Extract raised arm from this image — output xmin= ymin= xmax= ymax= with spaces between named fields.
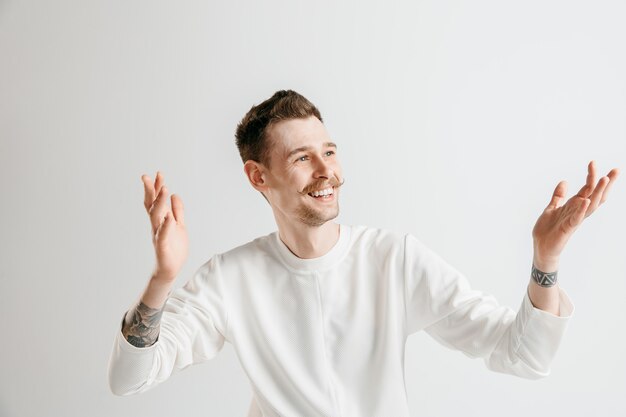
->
xmin=528 ymin=160 xmax=619 ymax=315
xmin=121 ymin=171 xmax=189 ymax=347
xmin=109 ymin=171 xmax=223 ymax=397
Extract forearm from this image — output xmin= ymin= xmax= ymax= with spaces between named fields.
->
xmin=122 ymin=271 xmax=176 ymax=347
xmin=527 ymin=255 xmax=560 ymax=316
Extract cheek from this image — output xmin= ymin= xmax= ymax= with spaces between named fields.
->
xmin=333 ymin=167 xmax=343 ymax=181
xmin=288 ymin=172 xmax=309 ymax=189
xmin=276 ymin=175 xmax=307 ymax=198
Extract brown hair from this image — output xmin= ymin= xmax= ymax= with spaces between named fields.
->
xmin=235 ymin=90 xmax=323 ymax=170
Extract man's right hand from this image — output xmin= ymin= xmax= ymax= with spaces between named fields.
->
xmin=142 ymin=171 xmax=189 ymax=283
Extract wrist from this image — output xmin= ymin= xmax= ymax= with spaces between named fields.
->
xmin=151 ymin=268 xmax=177 ymax=284
xmin=532 ymin=253 xmax=559 ymax=273
xmin=141 ymin=272 xmax=176 ymax=309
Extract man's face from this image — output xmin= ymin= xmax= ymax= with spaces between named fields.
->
xmin=262 ymin=115 xmax=343 ymax=227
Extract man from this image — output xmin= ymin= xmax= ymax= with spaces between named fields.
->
xmin=108 ymin=90 xmax=619 ymax=416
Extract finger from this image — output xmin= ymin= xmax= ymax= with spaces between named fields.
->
xmin=587 ymin=176 xmax=610 ymax=214
xmin=149 ymin=186 xmax=171 ymax=235
xmin=142 ymin=174 xmax=156 ymax=212
xmin=171 ymin=194 xmax=185 ymax=226
xmin=547 ymin=180 xmax=568 ymax=209
xmin=576 ymin=160 xmax=596 ymax=198
xmin=154 ymin=171 xmax=163 ymax=197
xmin=599 ymin=168 xmax=620 ymax=204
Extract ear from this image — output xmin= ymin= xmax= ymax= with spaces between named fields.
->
xmin=243 ymin=160 xmax=269 ymax=193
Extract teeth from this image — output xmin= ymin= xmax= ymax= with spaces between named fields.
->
xmin=309 ymin=187 xmax=333 ymax=197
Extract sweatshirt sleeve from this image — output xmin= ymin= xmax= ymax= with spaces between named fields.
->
xmin=108 ymin=255 xmax=228 ymax=395
xmin=403 ymin=234 xmax=574 ymax=379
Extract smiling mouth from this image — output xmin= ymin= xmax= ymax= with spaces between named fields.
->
xmin=307 ymin=187 xmax=335 ymax=200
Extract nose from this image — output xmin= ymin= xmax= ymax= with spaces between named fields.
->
xmin=313 ymin=155 xmax=334 ymax=179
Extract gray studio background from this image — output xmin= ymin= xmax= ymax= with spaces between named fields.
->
xmin=1 ymin=0 xmax=625 ymax=416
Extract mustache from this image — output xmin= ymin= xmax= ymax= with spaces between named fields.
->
xmin=299 ymin=178 xmax=345 ymax=195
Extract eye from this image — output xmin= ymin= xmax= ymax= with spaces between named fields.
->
xmin=296 ymin=155 xmax=309 ymax=162
xmin=325 ymin=150 xmax=335 ymax=157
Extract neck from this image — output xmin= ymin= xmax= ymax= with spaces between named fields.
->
xmin=276 ymin=220 xmax=340 ymax=259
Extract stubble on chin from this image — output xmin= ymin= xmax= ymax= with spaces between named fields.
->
xmin=295 ymin=199 xmax=340 ymax=227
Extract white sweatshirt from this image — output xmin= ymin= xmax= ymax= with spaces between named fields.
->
xmin=108 ymin=223 xmax=574 ymax=417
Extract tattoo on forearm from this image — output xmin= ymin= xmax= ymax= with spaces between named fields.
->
xmin=122 ymin=301 xmax=165 ymax=348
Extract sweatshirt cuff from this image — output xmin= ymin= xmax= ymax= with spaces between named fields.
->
xmin=513 ymin=287 xmax=574 ymax=374
xmin=524 ymin=286 xmax=575 ymax=319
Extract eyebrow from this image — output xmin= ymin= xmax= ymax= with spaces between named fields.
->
xmin=286 ymin=142 xmax=337 ymax=160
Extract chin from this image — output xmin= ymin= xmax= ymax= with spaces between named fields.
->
xmin=295 ymin=204 xmax=339 ymax=227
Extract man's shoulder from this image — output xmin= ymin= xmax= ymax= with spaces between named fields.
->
xmin=189 ymin=233 xmax=277 ymax=284
xmin=350 ymin=223 xmax=406 ymax=238
xmin=216 ymin=230 xmax=276 ymax=262
xmin=348 ymin=223 xmax=408 ymax=250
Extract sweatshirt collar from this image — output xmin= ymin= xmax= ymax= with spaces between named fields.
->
xmin=272 ymin=223 xmax=351 ymax=272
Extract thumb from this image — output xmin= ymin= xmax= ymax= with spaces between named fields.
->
xmin=547 ymin=180 xmax=568 ymax=209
